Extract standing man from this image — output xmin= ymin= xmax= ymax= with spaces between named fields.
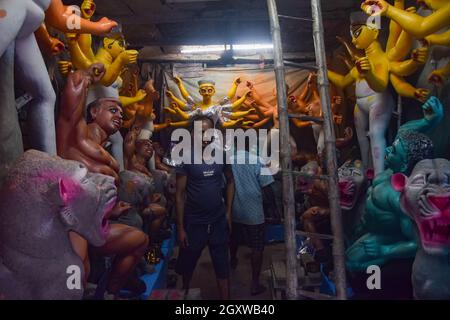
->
xmin=229 ymin=144 xmax=277 ymax=296
xmin=175 ymin=116 xmax=235 ymax=299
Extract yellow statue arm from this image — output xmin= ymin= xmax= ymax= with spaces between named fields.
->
xmin=66 ymin=34 xmax=94 ymax=70
xmin=231 ymin=91 xmax=251 ymax=112
xmin=227 ymin=77 xmax=242 ymax=100
xmin=327 ymin=69 xmax=355 ymax=89
xmin=165 ymin=90 xmax=189 ymax=110
xmin=390 ymin=74 xmax=429 ymax=102
xmin=387 ymin=30 xmax=414 ymax=62
xmin=429 ymin=61 xmax=450 ymax=86
xmin=229 ymin=109 xmax=255 ymax=120
xmin=425 ymin=30 xmax=450 ymax=46
xmin=386 ymin=0 xmax=406 ymax=52
xmin=169 ymin=120 xmax=190 ymax=128
xmin=77 ymin=0 xmax=96 ymax=61
xmin=173 ymin=77 xmax=192 ymax=101
xmin=363 ymin=1 xmax=450 ymax=39
xmin=58 ymin=60 xmax=74 ymax=76
xmin=44 ymin=0 xmax=118 ymax=36
xmin=163 ymin=107 xmax=177 ymax=116
xmin=391 ymin=47 xmax=428 ymax=76
xmin=172 ymin=106 xmax=191 ymax=121
xmin=96 ymin=49 xmax=138 ymax=87
xmin=154 ymin=119 xmax=171 ymax=132
xmin=357 ymin=57 xmax=389 ymax=92
xmin=119 ymin=89 xmax=147 ymax=107
xmin=222 ymin=119 xmax=246 ymax=129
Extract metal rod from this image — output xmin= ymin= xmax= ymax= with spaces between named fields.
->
xmin=310 ymin=0 xmax=347 ymax=300
xmin=267 ymin=0 xmax=298 ymax=300
xmin=284 ymin=60 xmax=318 ymax=71
xmin=278 ymin=14 xmax=313 ymax=22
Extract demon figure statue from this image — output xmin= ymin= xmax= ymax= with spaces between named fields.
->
xmin=394 ymin=158 xmax=450 ymax=299
xmin=0 ymin=150 xmax=117 ymax=299
xmin=346 ymin=96 xmax=443 ymax=272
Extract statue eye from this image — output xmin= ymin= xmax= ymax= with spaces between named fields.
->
xmin=411 ymin=175 xmax=426 ymax=186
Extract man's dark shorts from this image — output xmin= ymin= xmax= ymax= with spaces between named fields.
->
xmin=175 ymin=217 xmax=230 ymax=279
xmin=231 ymin=222 xmax=265 ymax=251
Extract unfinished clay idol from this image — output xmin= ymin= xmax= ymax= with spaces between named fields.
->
xmin=0 ymin=150 xmax=117 ymax=299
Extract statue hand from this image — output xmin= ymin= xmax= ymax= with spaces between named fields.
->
xmin=332 ymin=95 xmax=343 ymax=105
xmin=405 ymin=6 xmax=417 ymax=14
xmin=333 ymin=114 xmax=343 ymax=125
xmin=81 ymin=0 xmax=96 ymax=19
xmin=109 ymin=201 xmax=132 ymax=219
xmin=422 ymin=96 xmax=443 ymax=121
xmin=246 ymin=81 xmax=254 ymax=90
xmin=356 ymin=57 xmax=371 ymax=74
xmin=135 ymin=89 xmax=147 ymax=101
xmin=242 ymin=121 xmax=255 ymax=127
xmin=361 ymin=0 xmax=389 ymax=16
xmin=88 ymin=63 xmax=106 ymax=84
xmin=411 ymin=47 xmax=428 ymax=64
xmin=119 ymin=50 xmax=139 ymax=65
xmin=414 ymin=88 xmax=430 ymax=103
xmin=65 ymin=33 xmax=79 ymax=43
xmin=363 ymin=238 xmax=385 ymax=258
xmin=165 ymin=90 xmax=176 ymax=99
xmin=428 ymin=69 xmax=446 ymax=86
xmin=58 ymin=61 xmax=73 ymax=76
xmin=173 ymin=76 xmax=182 ymax=85
xmin=50 ymin=38 xmax=65 ymax=56
xmin=93 ymin=17 xmax=118 ymax=36
xmin=233 ymin=76 xmax=242 ymax=86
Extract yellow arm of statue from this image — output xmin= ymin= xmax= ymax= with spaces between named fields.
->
xmin=384 ymin=3 xmax=450 ymax=38
xmin=386 ymin=0 xmax=405 ymax=53
xmin=173 ymin=77 xmax=191 ymax=101
xmin=119 ymin=90 xmax=147 ymax=107
xmin=166 ymin=91 xmax=189 ymax=110
xmin=387 ymin=30 xmax=413 ymax=62
xmin=327 ymin=69 xmax=355 ymax=89
xmin=390 ymin=59 xmax=421 ymax=77
xmin=169 ymin=120 xmax=190 ymax=128
xmin=390 ymin=74 xmax=429 ymax=102
xmin=426 ymin=30 xmax=450 ymax=47
xmin=430 ymin=61 xmax=450 ymax=85
xmin=229 ymin=109 xmax=255 ymax=120
xmin=231 ymin=92 xmax=251 ymax=112
xmin=361 ymin=58 xmax=389 ymax=92
xmin=66 ymin=35 xmax=94 ymax=70
xmin=78 ymin=34 xmax=96 ymax=62
xmin=44 ymin=0 xmax=118 ymax=36
xmin=96 ymin=51 xmax=137 ymax=87
xmin=173 ymin=106 xmax=190 ymax=121
xmin=227 ymin=77 xmax=242 ymax=100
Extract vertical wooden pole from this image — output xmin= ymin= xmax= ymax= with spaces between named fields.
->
xmin=310 ymin=0 xmax=347 ymax=300
xmin=266 ymin=0 xmax=298 ymax=300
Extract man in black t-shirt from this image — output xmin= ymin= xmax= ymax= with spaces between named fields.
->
xmin=175 ymin=116 xmax=235 ymax=300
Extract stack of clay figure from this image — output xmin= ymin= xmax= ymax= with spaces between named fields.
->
xmin=0 ymin=0 xmax=449 ymax=300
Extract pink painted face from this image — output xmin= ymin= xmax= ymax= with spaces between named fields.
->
xmin=396 ymin=159 xmax=450 ymax=254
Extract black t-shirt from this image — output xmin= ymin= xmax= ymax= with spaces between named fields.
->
xmin=176 ymin=161 xmax=227 ymax=224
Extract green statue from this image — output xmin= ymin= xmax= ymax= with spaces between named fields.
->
xmin=346 ymin=96 xmax=443 ymax=272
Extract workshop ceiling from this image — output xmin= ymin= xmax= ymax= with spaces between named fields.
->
xmin=62 ymin=0 xmax=386 ymax=55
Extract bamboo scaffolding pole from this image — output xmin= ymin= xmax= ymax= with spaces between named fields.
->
xmin=310 ymin=0 xmax=347 ymax=300
xmin=266 ymin=0 xmax=298 ymax=300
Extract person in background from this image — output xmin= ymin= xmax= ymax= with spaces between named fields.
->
xmin=229 ymin=141 xmax=276 ymax=296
